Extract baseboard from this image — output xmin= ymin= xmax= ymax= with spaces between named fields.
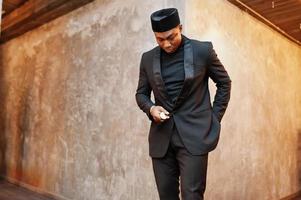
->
xmin=280 ymin=190 xmax=301 ymax=200
xmin=0 ymin=175 xmax=70 ymax=200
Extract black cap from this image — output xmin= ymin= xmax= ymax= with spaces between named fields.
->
xmin=150 ymin=8 xmax=180 ymax=32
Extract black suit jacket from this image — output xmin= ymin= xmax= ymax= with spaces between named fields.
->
xmin=135 ymin=35 xmax=231 ymax=158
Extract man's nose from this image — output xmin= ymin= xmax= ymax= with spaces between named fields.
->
xmin=163 ymin=41 xmax=171 ymax=48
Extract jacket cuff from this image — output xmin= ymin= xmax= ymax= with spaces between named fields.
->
xmin=145 ymin=103 xmax=155 ymax=122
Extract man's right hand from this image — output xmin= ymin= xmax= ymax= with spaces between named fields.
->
xmin=150 ymin=106 xmax=170 ymax=123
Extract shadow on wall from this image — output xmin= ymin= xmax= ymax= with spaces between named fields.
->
xmin=298 ymin=129 xmax=301 ymax=191
xmin=289 ymin=128 xmax=301 ymax=199
xmin=0 ymin=47 xmax=7 ymax=177
xmin=0 ymin=47 xmax=29 ymax=180
xmin=0 ymin=45 xmax=34 ymax=180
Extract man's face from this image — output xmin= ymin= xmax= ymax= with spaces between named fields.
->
xmin=154 ymin=25 xmax=182 ymax=54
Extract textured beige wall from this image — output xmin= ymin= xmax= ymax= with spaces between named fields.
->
xmin=185 ymin=1 xmax=301 ymax=200
xmin=0 ymin=0 xmax=184 ymax=199
xmin=0 ymin=0 xmax=301 ymax=200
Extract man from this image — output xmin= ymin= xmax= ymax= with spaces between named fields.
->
xmin=135 ymin=8 xmax=231 ymax=200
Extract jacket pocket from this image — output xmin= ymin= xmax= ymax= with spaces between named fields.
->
xmin=194 ymin=106 xmax=211 ymax=113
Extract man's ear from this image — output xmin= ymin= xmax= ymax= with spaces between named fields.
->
xmin=179 ymin=24 xmax=183 ymax=32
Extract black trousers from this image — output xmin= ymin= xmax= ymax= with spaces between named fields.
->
xmin=151 ymin=123 xmax=208 ymax=200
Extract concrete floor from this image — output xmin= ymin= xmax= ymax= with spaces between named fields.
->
xmin=0 ymin=180 xmax=55 ymax=200
xmin=0 ymin=178 xmax=300 ymax=200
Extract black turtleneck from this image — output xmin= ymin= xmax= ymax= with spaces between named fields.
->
xmin=160 ymin=36 xmax=185 ymax=104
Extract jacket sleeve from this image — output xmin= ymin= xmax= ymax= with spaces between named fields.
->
xmin=135 ymin=53 xmax=155 ymax=121
xmin=207 ymin=42 xmax=232 ymax=122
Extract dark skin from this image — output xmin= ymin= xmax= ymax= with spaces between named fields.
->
xmin=150 ymin=24 xmax=183 ymax=123
xmin=155 ymin=24 xmax=183 ymax=53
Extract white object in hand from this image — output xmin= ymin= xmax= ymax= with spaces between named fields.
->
xmin=159 ymin=112 xmax=168 ymax=120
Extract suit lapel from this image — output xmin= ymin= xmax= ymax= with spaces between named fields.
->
xmin=173 ymin=36 xmax=194 ymax=109
xmin=152 ymin=46 xmax=173 ymax=106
